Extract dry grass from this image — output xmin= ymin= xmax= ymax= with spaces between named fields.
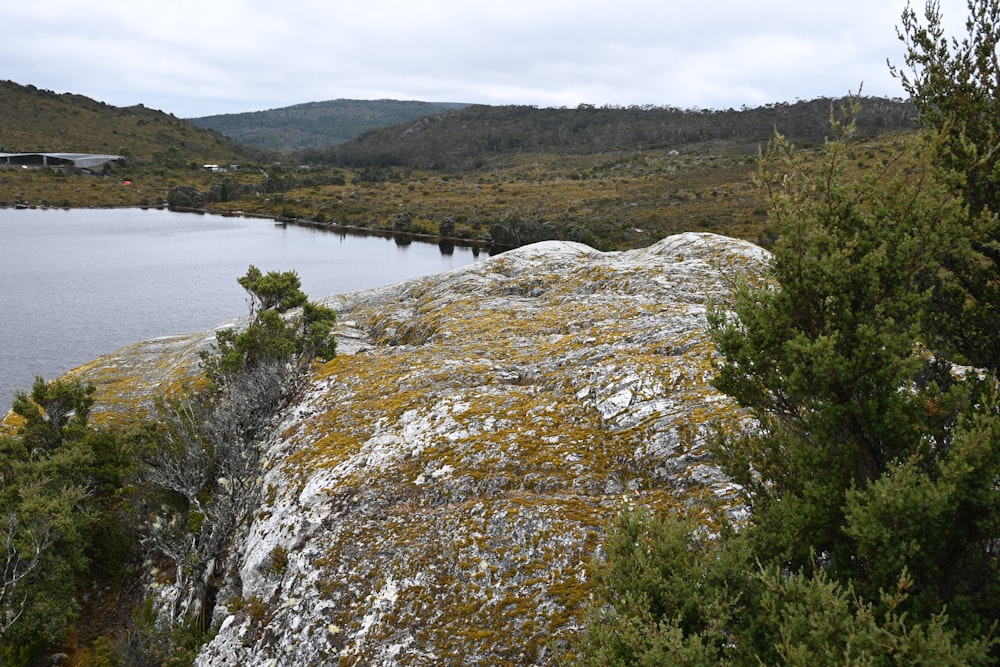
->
xmin=4 ymin=129 xmax=920 ymax=252
xmin=207 ymin=149 xmax=767 ymax=250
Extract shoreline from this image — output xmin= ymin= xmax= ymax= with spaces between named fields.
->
xmin=1 ymin=203 xmax=507 ymax=254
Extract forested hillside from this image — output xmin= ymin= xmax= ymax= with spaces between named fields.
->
xmin=311 ymin=97 xmax=917 ymax=170
xmin=0 ymin=78 xmax=920 ymax=252
xmin=188 ymin=99 xmax=469 ymax=152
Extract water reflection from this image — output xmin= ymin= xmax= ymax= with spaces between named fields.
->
xmin=0 ymin=208 xmax=488 ymax=406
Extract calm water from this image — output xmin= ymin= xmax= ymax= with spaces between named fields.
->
xmin=0 ymin=208 xmax=486 ymax=407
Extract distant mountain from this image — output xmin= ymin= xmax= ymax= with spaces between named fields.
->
xmin=188 ymin=99 xmax=470 ymax=153
xmin=0 ymin=80 xmax=256 ymax=164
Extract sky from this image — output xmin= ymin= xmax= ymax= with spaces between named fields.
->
xmin=0 ymin=0 xmax=972 ymax=119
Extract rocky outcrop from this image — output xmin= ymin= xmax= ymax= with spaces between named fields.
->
xmin=68 ymin=232 xmax=768 ymax=665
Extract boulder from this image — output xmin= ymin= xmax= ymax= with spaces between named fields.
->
xmin=70 ymin=232 xmax=768 ymax=665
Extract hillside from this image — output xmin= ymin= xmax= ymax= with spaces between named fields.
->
xmin=206 ymin=105 xmax=920 ymax=251
xmin=0 ymin=80 xmax=256 ymax=163
xmin=188 ymin=99 xmax=470 ymax=153
xmin=0 ymin=80 xmax=921 ymax=253
xmin=312 ymin=97 xmax=917 ymax=170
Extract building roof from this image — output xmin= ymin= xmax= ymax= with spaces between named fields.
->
xmin=0 ymin=152 xmax=123 ymax=169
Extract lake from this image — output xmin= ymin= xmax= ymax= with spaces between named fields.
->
xmin=0 ymin=208 xmax=487 ymax=408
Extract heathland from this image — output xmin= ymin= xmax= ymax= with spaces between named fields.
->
xmin=1 ymin=78 xmax=917 ymax=251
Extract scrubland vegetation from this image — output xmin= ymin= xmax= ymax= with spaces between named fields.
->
xmin=572 ymin=0 xmax=1000 ymax=663
xmin=1 ymin=0 xmax=999 ymax=663
xmin=0 ymin=268 xmax=333 ymax=665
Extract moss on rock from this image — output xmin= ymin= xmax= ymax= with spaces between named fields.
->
xmin=62 ymin=232 xmax=768 ymax=666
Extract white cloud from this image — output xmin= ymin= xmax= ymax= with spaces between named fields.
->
xmin=0 ymin=0 xmax=972 ymax=117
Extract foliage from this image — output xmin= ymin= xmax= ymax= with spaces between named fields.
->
xmin=754 ymin=564 xmax=994 ymax=666
xmin=18 ymin=266 xmax=336 ymax=663
xmin=720 ymin=47 xmax=996 ymax=586
xmin=578 ymin=3 xmax=1000 ymax=655
xmin=10 ymin=376 xmax=95 ymax=451
xmin=0 ymin=267 xmax=335 ymax=662
xmin=890 ymin=0 xmax=1000 ymax=370
xmin=891 ymin=0 xmax=1000 ymax=217
xmin=573 ymin=508 xmax=994 ymax=666
xmin=573 ymin=508 xmax=743 ymax=666
xmin=237 ymin=264 xmax=308 ymax=315
xmin=0 ymin=377 xmax=137 ymax=666
xmin=841 ymin=399 xmax=1000 ymax=625
xmin=707 ymin=105 xmax=985 ymax=526
xmin=706 ymin=106 xmax=1000 ymax=655
xmin=189 ymin=98 xmax=922 ymax=252
xmin=202 ymin=265 xmax=336 ymax=381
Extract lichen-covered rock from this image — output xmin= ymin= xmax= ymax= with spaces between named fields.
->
xmin=68 ymin=232 xmax=768 ymax=666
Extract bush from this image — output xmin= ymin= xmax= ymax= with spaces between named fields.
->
xmin=578 ymin=31 xmax=1000 ymax=657
xmin=133 ymin=266 xmax=337 ymax=653
xmin=201 ymin=265 xmax=336 ymax=383
xmin=0 ymin=377 xmax=137 ymax=665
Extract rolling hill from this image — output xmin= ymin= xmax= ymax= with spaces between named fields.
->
xmin=188 ymin=99 xmax=470 ymax=153
xmin=0 ymin=80 xmax=256 ymax=164
xmin=313 ymin=97 xmax=918 ymax=170
xmin=1 ymin=79 xmax=923 ymax=252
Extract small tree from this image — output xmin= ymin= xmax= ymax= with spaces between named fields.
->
xmin=709 ymin=106 xmax=970 ymax=490
xmin=890 ymin=0 xmax=1000 ymax=369
xmin=202 ymin=265 xmax=336 ymax=382
xmin=0 ymin=475 xmax=90 ymax=665
xmin=706 ymin=104 xmax=1000 ymax=645
xmin=11 ymin=376 xmax=95 ymax=452
xmin=0 ymin=377 xmax=136 ymax=666
xmin=138 ymin=266 xmax=337 ymax=641
xmin=891 ymin=0 xmax=1000 ymax=217
xmin=236 ymin=264 xmax=308 ymax=317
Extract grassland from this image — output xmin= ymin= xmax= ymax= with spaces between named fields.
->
xmin=1 ymin=79 xmax=920 ymax=251
xmin=2 ymin=132 xmax=918 ymax=251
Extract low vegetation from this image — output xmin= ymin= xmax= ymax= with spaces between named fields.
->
xmin=0 ymin=267 xmax=333 ymax=665
xmin=573 ymin=0 xmax=1000 ymax=663
xmin=2 ymin=0 xmax=998 ymax=663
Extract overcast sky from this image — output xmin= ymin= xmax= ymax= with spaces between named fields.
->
xmin=0 ymin=0 xmax=971 ymax=119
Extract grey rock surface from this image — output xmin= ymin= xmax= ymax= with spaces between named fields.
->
xmin=70 ymin=232 xmax=768 ymax=666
